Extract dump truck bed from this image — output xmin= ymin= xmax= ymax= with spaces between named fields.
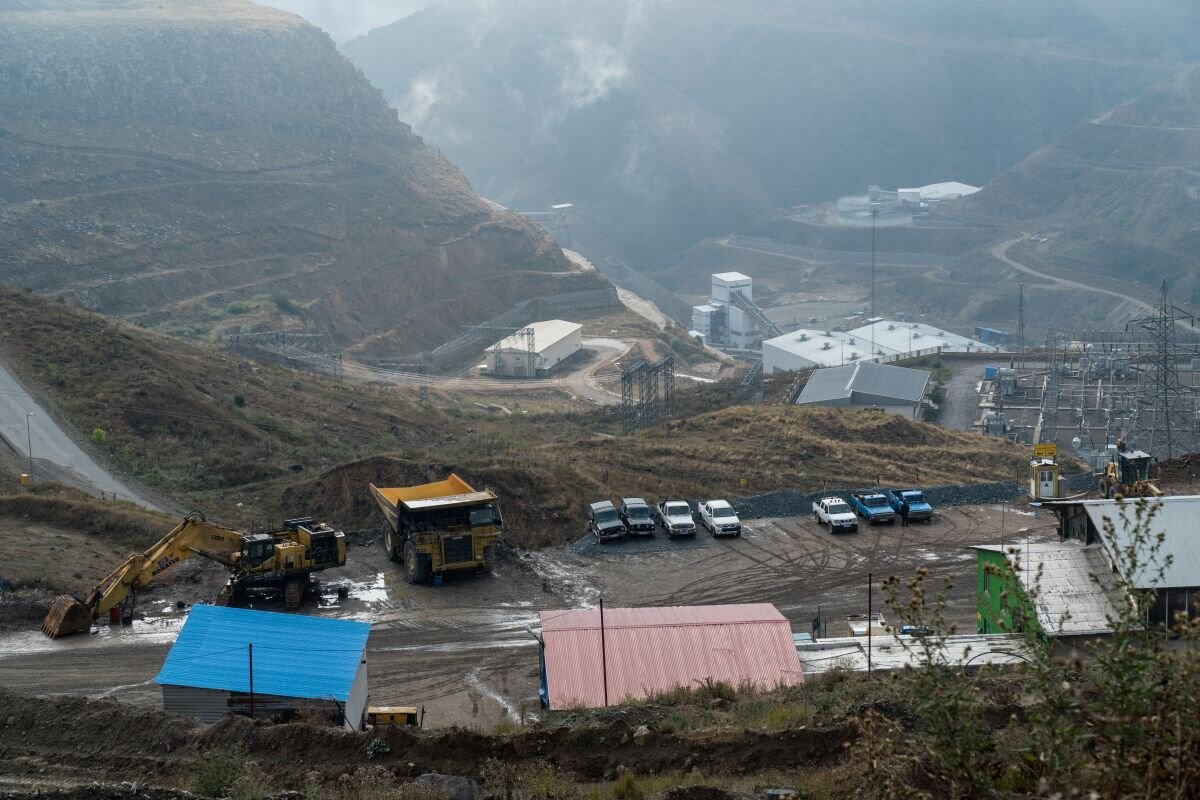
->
xmin=370 ymin=474 xmax=496 ymax=512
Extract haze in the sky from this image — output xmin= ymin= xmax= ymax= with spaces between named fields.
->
xmin=256 ymin=0 xmax=432 ymax=42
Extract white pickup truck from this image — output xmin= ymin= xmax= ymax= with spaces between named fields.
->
xmin=813 ymin=497 xmax=859 ymax=533
xmin=699 ymin=499 xmax=742 ymax=537
xmin=656 ymin=499 xmax=697 ymax=537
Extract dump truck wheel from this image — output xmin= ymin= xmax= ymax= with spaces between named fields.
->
xmin=404 ymin=541 xmax=430 ymax=584
xmin=481 ymin=544 xmax=497 ymax=573
xmin=384 ymin=528 xmax=401 ymax=562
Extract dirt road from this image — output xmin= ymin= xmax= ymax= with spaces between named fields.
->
xmin=990 ymin=235 xmax=1161 ymax=321
xmin=0 ymin=357 xmax=157 ymax=508
xmin=0 ymin=503 xmax=1053 ymax=729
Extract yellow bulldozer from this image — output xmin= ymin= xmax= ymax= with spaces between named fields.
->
xmin=1097 ymin=445 xmax=1164 ymax=499
xmin=41 ymin=512 xmax=346 ymax=638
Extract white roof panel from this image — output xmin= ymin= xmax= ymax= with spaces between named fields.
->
xmin=493 ymin=319 xmax=582 ymax=354
xmin=975 ymin=543 xmax=1124 ymax=635
xmin=847 ymin=321 xmax=993 ymax=354
xmin=712 ymin=271 xmax=752 ymax=283
xmin=796 ymin=633 xmax=1033 ymax=675
xmin=918 ymin=181 xmax=981 ymax=200
xmin=1080 ymin=496 xmax=1200 ymax=589
xmin=763 ymin=329 xmax=899 ymax=368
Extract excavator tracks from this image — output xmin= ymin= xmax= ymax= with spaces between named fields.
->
xmin=284 ymin=577 xmax=304 ymax=610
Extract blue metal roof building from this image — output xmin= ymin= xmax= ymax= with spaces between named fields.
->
xmin=155 ymin=605 xmax=371 ymax=730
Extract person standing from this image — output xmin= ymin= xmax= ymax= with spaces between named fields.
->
xmin=900 ymin=500 xmax=910 ymax=528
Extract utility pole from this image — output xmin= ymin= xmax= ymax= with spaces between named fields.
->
xmin=870 ymin=203 xmax=879 ymax=360
xmin=1018 ymin=283 xmax=1026 ymax=370
xmin=25 ymin=411 xmax=35 ymax=479
xmin=867 ymin=572 xmax=873 ymax=679
xmin=248 ymin=642 xmax=255 ymax=719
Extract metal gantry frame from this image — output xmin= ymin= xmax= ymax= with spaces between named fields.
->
xmin=1127 ymin=281 xmax=1198 ymax=458
xmin=460 ymin=324 xmax=536 ymax=377
xmin=1031 ymin=292 xmax=1200 ymax=456
xmin=620 ymin=355 xmax=676 ymax=434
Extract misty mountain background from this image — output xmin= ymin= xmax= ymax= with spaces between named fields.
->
xmin=330 ymin=0 xmax=1200 ymax=266
xmin=258 ymin=0 xmax=432 ymax=42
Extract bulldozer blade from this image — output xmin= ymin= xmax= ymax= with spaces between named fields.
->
xmin=41 ymin=595 xmax=93 ymax=638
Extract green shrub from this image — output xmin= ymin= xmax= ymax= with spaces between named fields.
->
xmin=91 ymin=427 xmax=107 ymax=445
xmin=611 ymin=772 xmax=643 ymax=800
xmin=366 ymin=737 xmax=392 ymax=760
xmin=190 ymin=748 xmax=248 ymax=797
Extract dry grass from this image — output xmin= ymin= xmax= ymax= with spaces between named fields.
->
xmin=303 ymin=405 xmax=1030 ymax=547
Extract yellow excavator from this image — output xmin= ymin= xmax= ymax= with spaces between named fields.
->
xmin=41 ymin=512 xmax=346 ymax=638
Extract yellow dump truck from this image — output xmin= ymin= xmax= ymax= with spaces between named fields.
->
xmin=369 ymin=474 xmax=503 ymax=584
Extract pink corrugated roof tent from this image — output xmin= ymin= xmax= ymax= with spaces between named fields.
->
xmin=538 ymin=603 xmax=804 ymax=709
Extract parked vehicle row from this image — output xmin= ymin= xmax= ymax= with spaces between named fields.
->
xmin=816 ymin=488 xmax=935 ymax=533
xmin=587 ymin=497 xmax=741 ymax=542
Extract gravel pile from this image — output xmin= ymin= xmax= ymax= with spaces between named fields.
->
xmin=731 ymin=481 xmax=1028 ymax=521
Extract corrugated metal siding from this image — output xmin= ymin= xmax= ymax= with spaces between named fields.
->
xmin=1083 ymin=498 xmax=1200 ymax=588
xmin=344 ymin=660 xmax=368 ymax=731
xmin=540 ymin=604 xmax=803 ymax=709
xmin=155 ymin=605 xmax=370 ymax=701
xmin=163 ymin=685 xmax=229 ymax=724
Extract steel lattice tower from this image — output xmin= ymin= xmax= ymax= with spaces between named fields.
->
xmin=1127 ymin=281 xmax=1196 ymax=458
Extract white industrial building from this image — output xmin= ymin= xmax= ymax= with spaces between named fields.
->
xmin=691 ymin=272 xmax=777 ymax=351
xmin=762 ymin=320 xmax=995 ymax=374
xmin=761 ymin=329 xmax=868 ymax=372
xmin=489 ymin=319 xmax=583 ymax=377
xmin=847 ymin=320 xmax=994 ymax=356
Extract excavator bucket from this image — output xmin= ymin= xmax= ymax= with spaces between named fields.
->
xmin=41 ymin=595 xmax=93 ymax=638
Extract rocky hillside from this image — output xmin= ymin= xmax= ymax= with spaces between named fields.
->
xmin=958 ymin=63 xmax=1200 ymax=304
xmin=0 ymin=0 xmax=603 ymax=351
xmin=342 ymin=0 xmax=1197 ymax=264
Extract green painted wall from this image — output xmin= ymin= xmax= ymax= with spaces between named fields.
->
xmin=976 ymin=549 xmax=1038 ymax=635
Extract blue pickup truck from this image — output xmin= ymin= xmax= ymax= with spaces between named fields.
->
xmin=850 ymin=492 xmax=896 ymax=525
xmin=884 ymin=488 xmax=934 ymax=522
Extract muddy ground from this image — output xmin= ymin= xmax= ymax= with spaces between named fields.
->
xmin=0 ymin=503 xmax=1056 ymax=735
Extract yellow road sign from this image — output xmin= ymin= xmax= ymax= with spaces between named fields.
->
xmin=1033 ymin=443 xmax=1057 ymax=459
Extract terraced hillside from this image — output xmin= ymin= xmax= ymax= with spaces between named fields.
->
xmin=343 ymin=0 xmax=1196 ymax=263
xmin=0 ymin=285 xmax=1028 ymax=546
xmin=0 ymin=0 xmax=602 ymax=350
xmin=958 ymin=63 xmax=1200 ymax=306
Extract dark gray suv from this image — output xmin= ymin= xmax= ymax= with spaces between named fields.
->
xmin=588 ymin=500 xmax=626 ymax=543
xmin=618 ymin=498 xmax=655 ymax=536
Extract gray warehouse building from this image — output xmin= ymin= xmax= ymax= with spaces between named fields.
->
xmin=796 ymin=362 xmax=930 ymax=418
xmin=155 ymin=605 xmax=371 ymax=730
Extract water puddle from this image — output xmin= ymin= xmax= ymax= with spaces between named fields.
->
xmin=0 ymin=612 xmax=186 ymax=658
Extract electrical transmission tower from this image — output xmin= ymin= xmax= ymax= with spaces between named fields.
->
xmin=461 ymin=324 xmax=536 ymax=377
xmin=620 ymin=355 xmax=676 ymax=434
xmin=1127 ymin=280 xmax=1197 ymax=458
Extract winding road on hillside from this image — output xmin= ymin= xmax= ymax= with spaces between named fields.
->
xmin=0 ymin=357 xmax=158 ymax=509
xmin=990 ymin=234 xmax=1162 ymax=320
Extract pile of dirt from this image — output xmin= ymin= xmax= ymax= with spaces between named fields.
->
xmin=1152 ymin=453 xmax=1200 ymax=491
xmin=0 ymin=788 xmax=200 ymax=800
xmin=0 ymin=689 xmax=854 ymax=792
xmin=294 ymin=406 xmax=1033 ymax=548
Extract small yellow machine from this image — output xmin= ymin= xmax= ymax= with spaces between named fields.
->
xmin=41 ymin=512 xmax=346 ymax=638
xmin=1098 ymin=444 xmax=1163 ymax=499
xmin=369 ymin=474 xmax=503 ymax=584
xmin=366 ymin=706 xmax=422 ymax=728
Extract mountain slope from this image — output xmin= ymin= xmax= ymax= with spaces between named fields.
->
xmin=958 ymin=63 xmax=1200 ymax=303
xmin=342 ymin=0 xmax=1196 ymax=263
xmin=0 ymin=0 xmax=603 ymax=351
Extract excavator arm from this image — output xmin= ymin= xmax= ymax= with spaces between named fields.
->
xmin=42 ymin=512 xmax=249 ymax=638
